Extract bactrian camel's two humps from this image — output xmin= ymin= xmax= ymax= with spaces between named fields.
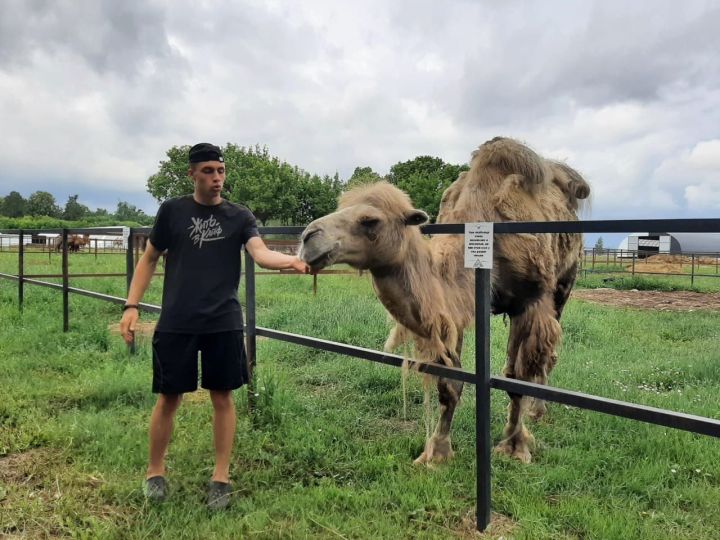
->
xmin=299 ymin=137 xmax=590 ymax=464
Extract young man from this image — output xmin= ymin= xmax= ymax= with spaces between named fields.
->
xmin=119 ymin=143 xmax=308 ymax=509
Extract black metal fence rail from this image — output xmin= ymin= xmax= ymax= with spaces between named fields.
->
xmin=2 ymin=219 xmax=720 ymax=532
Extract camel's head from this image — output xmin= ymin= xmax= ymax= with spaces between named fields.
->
xmin=299 ymin=181 xmax=428 ymax=272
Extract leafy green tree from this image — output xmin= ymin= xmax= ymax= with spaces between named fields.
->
xmin=147 ymin=143 xmax=340 ymax=225
xmin=346 ymin=166 xmax=381 ymax=189
xmin=1 ymin=191 xmax=28 ymax=217
xmin=146 ymin=145 xmax=195 ymax=201
xmin=27 ymin=191 xmax=61 ymax=218
xmin=594 ymin=237 xmax=604 ymax=251
xmin=62 ymin=194 xmax=90 ymax=221
xmin=290 ymin=173 xmax=342 ymax=225
xmin=387 ymin=157 xmax=468 ymax=221
xmin=114 ymin=201 xmax=151 ymax=224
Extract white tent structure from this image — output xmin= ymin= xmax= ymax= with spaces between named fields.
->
xmin=617 ymin=233 xmax=720 ymax=255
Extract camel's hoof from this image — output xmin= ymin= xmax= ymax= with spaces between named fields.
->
xmin=494 ymin=442 xmax=532 ymax=463
xmin=413 ymin=437 xmax=454 ymax=465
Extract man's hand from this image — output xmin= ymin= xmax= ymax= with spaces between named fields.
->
xmin=290 ymin=256 xmax=312 ymax=274
xmin=119 ymin=307 xmax=139 ymax=345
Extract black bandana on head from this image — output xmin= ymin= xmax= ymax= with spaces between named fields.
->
xmin=188 ymin=143 xmax=224 ymax=163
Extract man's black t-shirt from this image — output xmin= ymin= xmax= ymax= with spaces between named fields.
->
xmin=149 ymin=195 xmax=259 ymax=333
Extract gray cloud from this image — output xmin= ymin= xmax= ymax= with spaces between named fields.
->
xmin=0 ymin=0 xmax=180 ymax=78
xmin=455 ymin=2 xmax=720 ymax=124
xmin=0 ymin=0 xmax=718 ymax=235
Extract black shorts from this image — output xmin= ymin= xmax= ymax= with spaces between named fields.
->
xmin=151 ymin=330 xmax=249 ymax=394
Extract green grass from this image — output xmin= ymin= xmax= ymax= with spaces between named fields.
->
xmin=1 ymin=251 xmax=720 ymax=538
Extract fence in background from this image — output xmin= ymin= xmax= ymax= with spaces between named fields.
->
xmin=580 ymin=248 xmax=720 ymax=286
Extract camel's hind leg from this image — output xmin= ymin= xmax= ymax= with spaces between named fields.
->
xmin=496 ymin=297 xmax=561 ymax=463
xmin=414 ymin=336 xmax=464 ymax=465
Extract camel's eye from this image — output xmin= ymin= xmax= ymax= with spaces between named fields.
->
xmin=359 ymin=217 xmax=380 ymax=228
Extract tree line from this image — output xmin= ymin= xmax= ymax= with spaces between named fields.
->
xmin=1 ymin=144 xmax=469 ymax=230
xmin=147 ymin=144 xmax=469 ymax=225
xmin=0 ymin=191 xmax=153 ymax=228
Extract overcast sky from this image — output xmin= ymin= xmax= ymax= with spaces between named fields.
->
xmin=1 ymin=0 xmax=718 ymax=246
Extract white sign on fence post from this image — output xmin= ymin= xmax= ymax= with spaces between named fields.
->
xmin=122 ymin=226 xmax=130 ymax=250
xmin=464 ymin=223 xmax=494 ymax=269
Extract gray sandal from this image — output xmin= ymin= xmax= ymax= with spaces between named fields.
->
xmin=144 ymin=476 xmax=168 ymax=502
xmin=207 ymin=480 xmax=231 ymax=510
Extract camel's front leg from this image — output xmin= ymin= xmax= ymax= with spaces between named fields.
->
xmin=527 ymin=350 xmax=557 ymax=421
xmin=415 ymin=337 xmax=464 ymax=465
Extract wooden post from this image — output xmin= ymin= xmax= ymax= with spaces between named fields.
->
xmin=313 ymin=273 xmax=317 ymax=296
xmin=126 ymin=229 xmax=135 ymax=294
xmin=691 ymin=254 xmax=695 ymax=286
xmin=631 ymin=251 xmax=636 ymax=277
xmin=245 ymin=249 xmax=257 ymax=413
xmin=592 ymin=248 xmax=596 ymax=270
xmin=18 ymin=230 xmax=24 ymax=312
xmin=62 ymin=229 xmax=69 ymax=332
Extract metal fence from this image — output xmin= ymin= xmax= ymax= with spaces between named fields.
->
xmin=581 ymin=247 xmax=720 ymax=286
xmin=2 ymin=219 xmax=720 ymax=532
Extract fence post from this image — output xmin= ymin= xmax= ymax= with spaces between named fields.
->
xmin=592 ymin=248 xmax=596 ymax=270
xmin=632 ymin=251 xmax=636 ymax=277
xmin=62 ymin=229 xmax=69 ymax=332
xmin=126 ymin=229 xmax=135 ymax=294
xmin=475 ymin=268 xmax=492 ymax=531
xmin=18 ymin=230 xmax=24 ymax=312
xmin=691 ymin=254 xmax=695 ymax=286
xmin=245 ymin=249 xmax=257 ymax=414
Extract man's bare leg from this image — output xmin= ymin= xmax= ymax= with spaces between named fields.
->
xmin=209 ymin=390 xmax=235 ymax=483
xmin=146 ymin=393 xmax=183 ymax=479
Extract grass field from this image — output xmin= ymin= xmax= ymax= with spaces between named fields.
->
xmin=1 ymin=250 xmax=720 ymax=539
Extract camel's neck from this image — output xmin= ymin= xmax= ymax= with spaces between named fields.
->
xmin=369 ymin=234 xmax=436 ymax=336
xmin=370 ymin=264 xmax=423 ymax=335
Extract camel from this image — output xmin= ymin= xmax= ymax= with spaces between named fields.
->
xmin=299 ymin=137 xmax=590 ymax=464
xmin=55 ymin=234 xmax=90 ymax=253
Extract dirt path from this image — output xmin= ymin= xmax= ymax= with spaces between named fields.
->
xmin=572 ymin=288 xmax=720 ymax=311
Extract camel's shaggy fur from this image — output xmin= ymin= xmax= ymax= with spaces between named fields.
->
xmin=299 ymin=137 xmax=590 ymax=464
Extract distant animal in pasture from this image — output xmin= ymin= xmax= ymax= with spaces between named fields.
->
xmin=56 ymin=234 xmax=90 ymax=253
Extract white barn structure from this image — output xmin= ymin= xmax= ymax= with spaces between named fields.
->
xmin=618 ymin=233 xmax=720 ymax=255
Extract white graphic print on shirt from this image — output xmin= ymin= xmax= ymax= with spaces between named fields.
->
xmin=187 ymin=214 xmax=225 ymax=248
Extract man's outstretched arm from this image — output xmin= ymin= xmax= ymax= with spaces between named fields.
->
xmin=245 ymin=237 xmax=310 ymax=273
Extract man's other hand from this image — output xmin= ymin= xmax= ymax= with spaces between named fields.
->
xmin=119 ymin=308 xmax=139 ymax=345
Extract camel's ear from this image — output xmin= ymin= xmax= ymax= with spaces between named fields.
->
xmin=404 ymin=209 xmax=428 ymax=226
